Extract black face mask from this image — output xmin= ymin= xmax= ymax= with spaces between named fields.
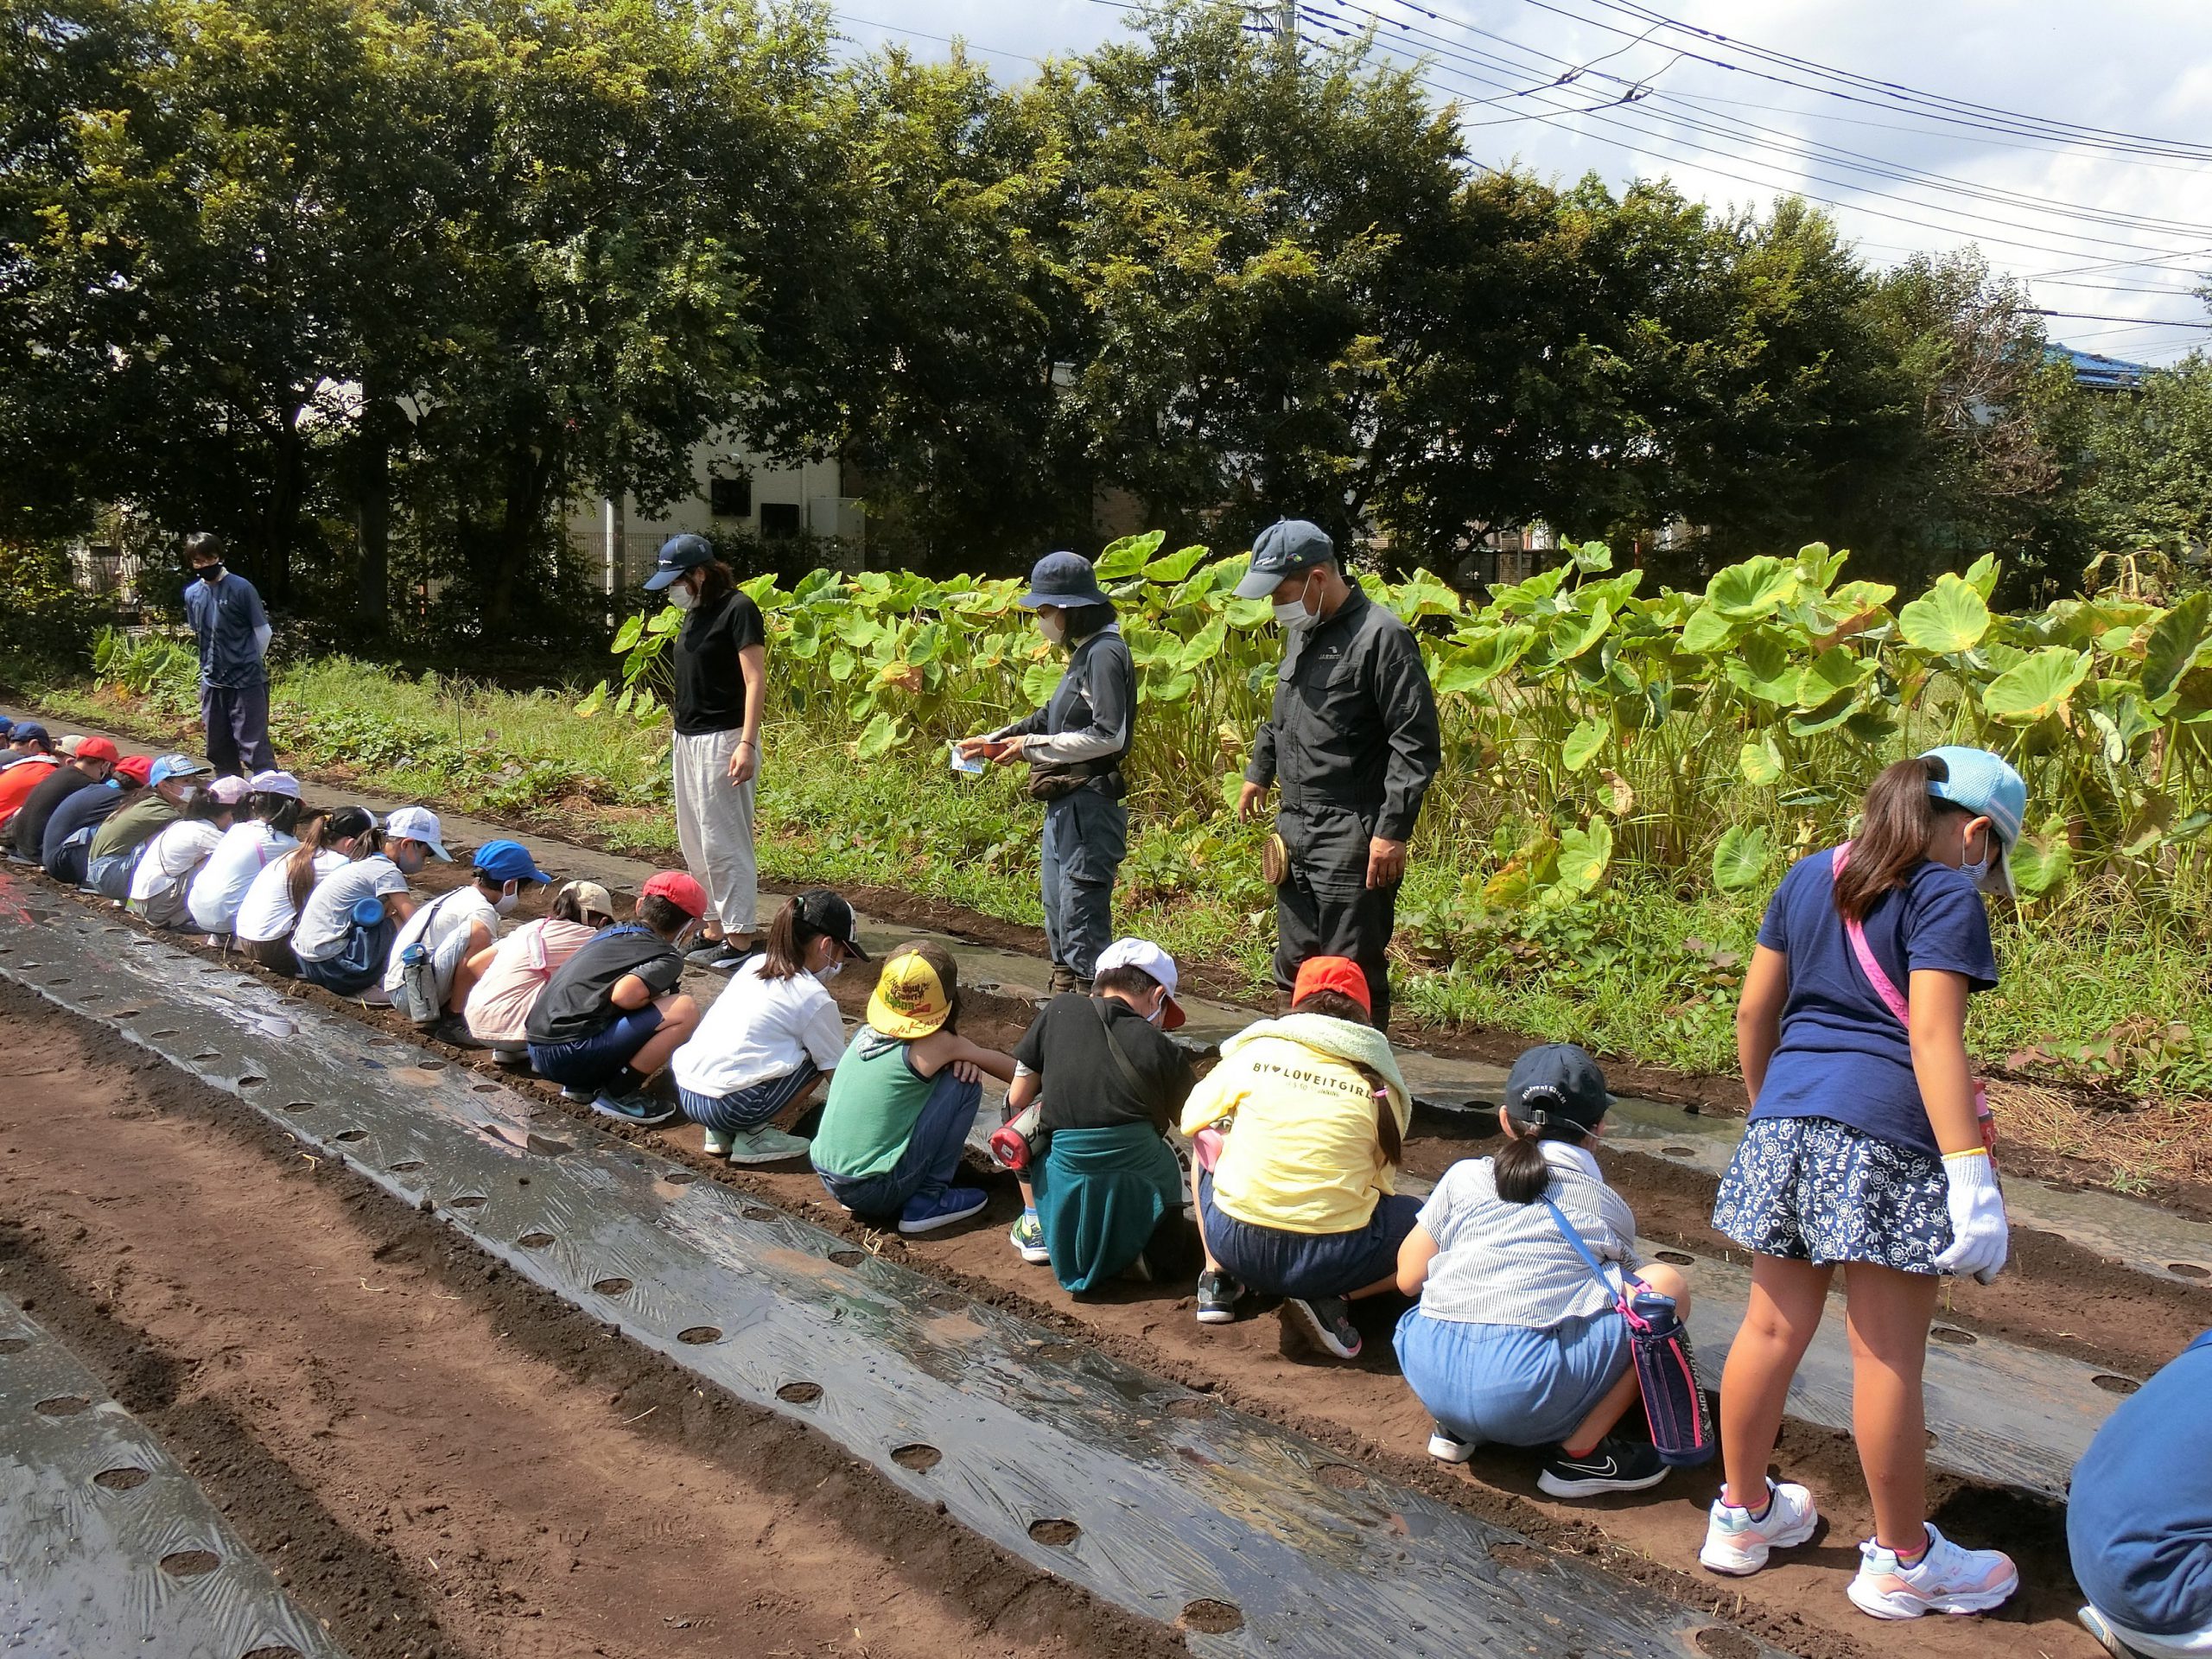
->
xmin=196 ymin=563 xmax=224 ymax=583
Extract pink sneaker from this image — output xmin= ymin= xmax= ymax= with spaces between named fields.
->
xmin=1847 ymin=1524 xmax=2018 ymax=1618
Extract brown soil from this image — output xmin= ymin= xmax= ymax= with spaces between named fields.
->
xmin=0 ymin=986 xmax=1188 ymax=1659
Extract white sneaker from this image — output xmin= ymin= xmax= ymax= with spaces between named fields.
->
xmin=1427 ymin=1421 xmax=1478 ymax=1463
xmin=1700 ymin=1479 xmax=1819 ymax=1575
xmin=1847 ymin=1525 xmax=2018 ymax=1619
xmin=702 ymin=1129 xmax=734 ymax=1157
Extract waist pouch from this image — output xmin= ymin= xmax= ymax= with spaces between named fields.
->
xmin=1027 ymin=764 xmax=1124 ymax=803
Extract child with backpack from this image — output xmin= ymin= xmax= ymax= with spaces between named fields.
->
xmin=1395 ymin=1043 xmax=1693 ymax=1498
xmin=1703 ymin=747 xmax=2022 ymax=1620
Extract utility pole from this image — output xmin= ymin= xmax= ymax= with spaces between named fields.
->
xmin=1274 ymin=0 xmax=1296 ymax=51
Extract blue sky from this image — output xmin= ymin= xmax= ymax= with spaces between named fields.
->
xmin=831 ymin=0 xmax=2212 ymax=365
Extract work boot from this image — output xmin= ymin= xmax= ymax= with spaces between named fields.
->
xmin=1047 ymin=963 xmax=1081 ymax=995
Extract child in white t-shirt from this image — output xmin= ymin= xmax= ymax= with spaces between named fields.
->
xmin=188 ymin=770 xmax=305 ymax=938
xmin=382 ymin=838 xmax=548 ymax=1042
xmin=129 ymin=777 xmax=245 ymax=928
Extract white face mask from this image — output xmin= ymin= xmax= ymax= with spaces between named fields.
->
xmin=1960 ymin=823 xmax=1999 ymax=892
xmin=814 ymin=957 xmax=844 ymax=985
xmin=1145 ymin=991 xmax=1166 ymax=1027
xmin=1272 ymin=572 xmax=1319 ymax=634
xmin=1037 ymin=610 xmax=1066 ymax=646
xmin=495 ymin=881 xmax=520 ymax=915
xmin=667 ymin=582 xmax=698 ymax=610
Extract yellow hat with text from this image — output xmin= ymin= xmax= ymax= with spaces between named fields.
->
xmin=867 ymin=947 xmax=951 ymax=1039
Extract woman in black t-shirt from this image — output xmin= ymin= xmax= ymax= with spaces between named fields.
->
xmin=644 ymin=535 xmax=767 ymax=971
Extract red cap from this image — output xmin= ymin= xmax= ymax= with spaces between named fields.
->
xmin=640 ymin=870 xmax=709 ymax=919
xmin=1292 ymin=955 xmax=1370 ymax=1018
xmin=76 ymin=736 xmax=119 ymax=763
xmin=112 ymin=754 xmax=152 ymax=785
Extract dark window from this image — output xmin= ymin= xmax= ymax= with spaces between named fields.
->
xmin=708 ymin=475 xmax=752 ymax=518
xmin=759 ymin=502 xmax=801 ymax=537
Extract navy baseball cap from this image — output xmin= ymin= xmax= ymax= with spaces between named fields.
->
xmin=11 ymin=721 xmax=50 ymax=747
xmin=1018 ymin=550 xmax=1110 ymax=610
xmin=473 ymin=838 xmax=551 ymax=885
xmin=644 ymin=533 xmax=715 ymax=592
xmin=1503 ymin=1043 xmax=1612 ymax=1135
xmin=0 ymin=716 xmax=13 ymax=738
xmin=1233 ymin=518 xmax=1337 ymax=598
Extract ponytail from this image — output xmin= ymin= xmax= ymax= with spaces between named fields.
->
xmin=251 ymin=791 xmax=302 ymax=836
xmin=282 ymin=814 xmax=331 ymax=911
xmin=759 ymin=895 xmax=812 ymax=981
xmin=1834 ymin=756 xmax=1969 ymax=923
xmin=1493 ymin=1123 xmax=1587 ymax=1205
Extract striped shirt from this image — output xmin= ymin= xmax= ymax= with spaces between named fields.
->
xmin=1414 ymin=1141 xmax=1642 ymax=1330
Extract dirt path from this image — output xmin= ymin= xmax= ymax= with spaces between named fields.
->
xmin=0 ymin=992 xmax=1186 ymax=1659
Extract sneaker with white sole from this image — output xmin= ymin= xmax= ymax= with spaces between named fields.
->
xmin=591 ymin=1090 xmax=680 ymax=1128
xmin=1700 ymin=1478 xmax=1820 ymax=1575
xmin=1428 ymin=1421 xmax=1478 ymax=1464
xmin=1847 ymin=1525 xmax=2018 ymax=1619
xmin=1195 ymin=1269 xmax=1243 ymax=1325
xmin=2078 ymin=1605 xmax=2158 ymax=1659
xmin=724 ymin=1124 xmax=810 ymax=1166
xmin=1008 ymin=1211 xmax=1051 ymax=1263
xmin=899 ymin=1186 xmax=988 ymax=1235
xmin=702 ymin=1128 xmax=734 ymax=1157
xmin=1280 ymin=1294 xmax=1362 ymax=1360
xmin=1539 ymin=1436 xmax=1669 ymax=1497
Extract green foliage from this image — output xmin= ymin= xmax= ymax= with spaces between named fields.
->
xmin=0 ymin=544 xmax=102 ymax=670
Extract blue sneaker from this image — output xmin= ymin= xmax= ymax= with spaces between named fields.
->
xmin=1008 ymin=1211 xmax=1050 ymax=1263
xmin=591 ymin=1090 xmax=680 ymax=1128
xmin=898 ymin=1186 xmax=988 ymax=1235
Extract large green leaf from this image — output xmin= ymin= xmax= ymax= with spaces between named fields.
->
xmin=1723 ymin=633 xmax=1802 ymax=704
xmin=1712 ymin=824 xmax=1774 ymax=893
xmin=1980 ymin=647 xmax=2090 ymax=725
xmin=2009 ymin=819 xmax=2072 ymax=898
xmin=2142 ymin=591 xmax=2211 ymax=703
xmin=1679 ymin=601 xmax=1738 ymax=655
xmin=1897 ymin=574 xmax=1990 ymax=654
xmin=1738 ymin=735 xmax=1784 ymax=786
xmin=1706 ymin=556 xmax=1796 ymax=620
xmin=1177 ymin=614 xmax=1229 ymax=670
xmin=1548 ymin=817 xmax=1613 ymax=902
xmin=1020 ymin=659 xmax=1061 ymax=706
xmin=1433 ymin=625 xmax=1534 ymax=692
xmin=854 ymin=712 xmax=905 ymax=760
xmin=1144 ymin=543 xmax=1211 ymax=582
xmin=1561 ymin=716 xmax=1606 ymax=772
xmin=1094 ymin=531 xmax=1166 ymax=580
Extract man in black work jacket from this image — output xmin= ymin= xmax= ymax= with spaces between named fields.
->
xmin=1235 ymin=520 xmax=1440 ymax=1029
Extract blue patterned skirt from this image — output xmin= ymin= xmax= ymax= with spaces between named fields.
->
xmin=1713 ymin=1116 xmax=1952 ymax=1274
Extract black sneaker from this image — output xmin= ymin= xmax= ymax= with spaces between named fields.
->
xmin=1194 ymin=1269 xmax=1243 ymax=1325
xmin=428 ymin=1014 xmax=489 ymax=1050
xmin=1280 ymin=1294 xmax=1363 ymax=1360
xmin=1537 ymin=1436 xmax=1669 ymax=1498
xmin=1428 ymin=1421 xmax=1478 ymax=1463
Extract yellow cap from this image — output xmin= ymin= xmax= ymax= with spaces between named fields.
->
xmin=866 ymin=949 xmax=950 ymax=1039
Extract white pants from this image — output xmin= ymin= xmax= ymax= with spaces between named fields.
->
xmin=673 ymin=728 xmax=758 ymax=935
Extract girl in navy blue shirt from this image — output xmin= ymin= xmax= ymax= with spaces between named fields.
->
xmin=1700 ymin=747 xmax=2023 ymax=1622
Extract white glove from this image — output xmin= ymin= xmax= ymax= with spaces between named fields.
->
xmin=1932 ymin=1149 xmax=2008 ymax=1285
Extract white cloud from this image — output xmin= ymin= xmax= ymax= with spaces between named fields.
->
xmin=834 ymin=0 xmax=2212 ymax=365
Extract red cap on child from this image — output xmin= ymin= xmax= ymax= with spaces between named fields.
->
xmin=639 ymin=871 xmax=709 ymax=919
xmin=1292 ymin=956 xmax=1370 ymax=1018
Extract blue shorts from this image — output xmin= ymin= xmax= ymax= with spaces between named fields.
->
xmin=1198 ymin=1172 xmax=1421 ymax=1300
xmin=528 ymin=1005 xmax=665 ymax=1090
xmin=1393 ymin=1304 xmax=1632 ymax=1448
xmin=680 ymin=1059 xmax=821 ymax=1135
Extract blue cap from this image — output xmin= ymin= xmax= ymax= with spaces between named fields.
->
xmin=1017 ymin=551 xmax=1110 ymax=610
xmin=1234 ymin=519 xmax=1337 ymax=598
xmin=149 ymin=752 xmax=212 ymax=787
xmin=11 ymin=721 xmax=49 ymax=747
xmin=644 ymin=533 xmax=715 ymax=592
xmin=0 ymin=716 xmax=13 ymax=737
xmin=473 ymin=838 xmax=550 ymax=886
xmin=1920 ymin=747 xmax=2025 ymax=847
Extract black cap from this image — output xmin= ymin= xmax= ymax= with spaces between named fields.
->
xmin=1234 ymin=518 xmax=1337 ymax=598
xmin=644 ymin=533 xmax=715 ymax=592
xmin=1503 ymin=1043 xmax=1611 ymax=1134
xmin=798 ymin=888 xmax=868 ymax=959
xmin=1017 ymin=550 xmax=1109 ymax=610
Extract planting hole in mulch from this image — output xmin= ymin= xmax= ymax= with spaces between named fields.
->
xmin=238 ymin=1074 xmax=265 ymax=1088
xmin=1488 ymin=1541 xmax=1548 ymax=1570
xmin=282 ymin=1102 xmax=315 ymax=1115
xmin=1931 ymin=1325 xmax=1978 ymax=1346
xmin=1654 ymin=1250 xmax=1695 ymax=1267
xmin=1027 ymin=1518 xmax=1080 ymax=1546
xmin=1314 ymin=1463 xmax=1368 ymax=1491
xmin=417 ymin=1058 xmax=446 ymax=1070
xmin=190 ymin=1049 xmax=219 ymax=1061
xmin=524 ymin=1135 xmax=572 ymax=1157
xmin=334 ymin=1128 xmax=367 ymax=1143
xmin=387 ymin=1160 xmax=425 ymax=1173
xmin=147 ymin=1027 xmax=178 ymax=1037
xmin=158 ymin=1549 xmax=219 ymax=1578
xmin=891 ymin=1444 xmax=942 ymax=1471
xmin=34 ymin=1395 xmax=90 ymax=1415
xmin=663 ymin=1168 xmax=697 ymax=1185
xmin=517 ymin=1231 xmax=556 ymax=1249
xmin=777 ymin=1381 xmax=823 ymax=1405
xmin=111 ymin=1008 xmax=140 ymax=1018
xmin=2171 ymin=1262 xmax=2210 ymax=1279
xmin=472 ymin=1083 xmax=499 ymax=1093
xmin=828 ymin=1249 xmax=866 ymax=1268
xmin=1662 ymin=1145 xmax=1696 ymax=1156
xmin=367 ymin=1038 xmax=397 ymax=1047
xmin=242 ymin=1649 xmax=307 ymax=1659
xmin=1178 ymin=1599 xmax=1243 ymax=1635
xmin=47 ymin=977 xmax=72 ymax=985
xmin=922 ymin=1290 xmax=966 ymax=1313
xmin=592 ymin=1278 xmax=633 ymax=1296
xmin=1166 ymin=1397 xmax=1216 ymax=1420
xmin=93 ymin=1466 xmax=150 ymax=1491
xmin=2094 ymin=1374 xmax=2142 ymax=1395
xmin=0 ymin=1337 xmax=30 ymax=1355
xmin=741 ymin=1205 xmax=779 ymax=1223
xmin=1694 ymin=1626 xmax=1761 ymax=1659
xmin=677 ymin=1325 xmax=721 ymax=1344
xmin=448 ymin=1194 xmax=486 ymax=1210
